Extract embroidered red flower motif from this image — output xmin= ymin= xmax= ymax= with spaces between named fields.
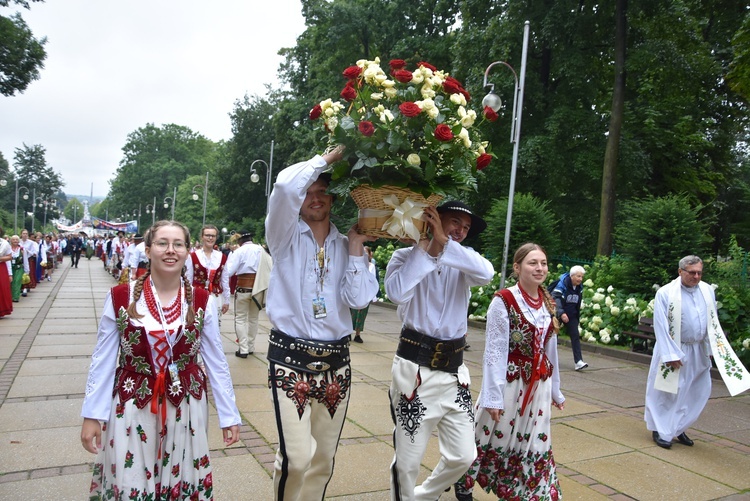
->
xmin=309 ymin=104 xmax=322 ymax=120
xmin=342 ymin=65 xmax=363 ymax=80
xmin=294 ymin=380 xmax=310 ymax=398
xmin=399 ymin=102 xmax=421 ymax=118
xmin=359 ymin=121 xmax=375 ymax=137
xmin=203 ymin=472 xmax=213 ymax=489
xmin=325 ymin=381 xmax=341 ymax=398
xmin=171 ymin=483 xmax=181 ymax=499
xmin=434 ymin=124 xmax=453 ymax=141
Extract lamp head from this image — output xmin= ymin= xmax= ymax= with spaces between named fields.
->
xmin=250 ymin=172 xmax=260 ymax=183
xmin=164 ymin=203 xmax=169 ymax=209
xmin=23 ymin=194 xmax=29 ymax=200
xmin=192 ymin=193 xmax=199 ymax=201
xmin=482 ymin=91 xmax=502 ymax=112
xmin=0 ymin=179 xmax=6 ymax=187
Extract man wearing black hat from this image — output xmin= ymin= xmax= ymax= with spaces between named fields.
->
xmin=223 ymin=230 xmax=271 ymax=358
xmin=385 ymin=200 xmax=494 ymax=501
xmin=127 ymin=233 xmax=149 ymax=280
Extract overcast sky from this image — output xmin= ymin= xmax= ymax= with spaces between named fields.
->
xmin=0 ymin=0 xmax=306 ymax=198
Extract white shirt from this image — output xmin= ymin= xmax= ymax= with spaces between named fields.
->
xmin=81 ymin=284 xmax=241 ymax=428
xmin=185 ymin=248 xmax=231 ymax=306
xmin=122 ymin=242 xmax=134 ymax=268
xmin=385 ymin=240 xmax=494 ymax=340
xmin=128 ymin=241 xmax=148 ymax=269
xmin=21 ymin=238 xmax=36 ymax=257
xmin=265 ymin=155 xmax=379 ymax=341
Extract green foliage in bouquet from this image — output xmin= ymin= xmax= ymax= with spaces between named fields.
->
xmin=309 ymin=57 xmax=498 ymax=199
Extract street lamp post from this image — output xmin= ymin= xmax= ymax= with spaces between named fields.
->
xmin=191 ymin=172 xmax=209 ymax=227
xmin=250 ymin=140 xmax=274 ymax=217
xmin=163 ymin=196 xmax=174 ymax=220
xmin=14 ymin=182 xmax=30 ymax=233
xmin=483 ymin=21 xmax=530 ymax=287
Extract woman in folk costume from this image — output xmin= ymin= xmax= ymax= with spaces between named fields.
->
xmin=81 ymin=220 xmax=241 ymax=500
xmin=459 ymin=243 xmax=565 ymax=501
xmin=9 ymin=235 xmax=29 ymax=302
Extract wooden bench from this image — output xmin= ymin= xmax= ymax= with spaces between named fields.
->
xmin=623 ymin=316 xmax=655 ymax=354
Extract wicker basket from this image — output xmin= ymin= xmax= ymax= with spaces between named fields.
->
xmin=350 ymin=185 xmax=443 ymax=239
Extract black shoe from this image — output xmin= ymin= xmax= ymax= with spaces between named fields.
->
xmin=652 ymin=431 xmax=672 ymax=449
xmin=353 ymin=334 xmax=363 ymax=343
xmin=235 ymin=351 xmax=248 ymax=359
xmin=676 ymin=432 xmax=694 ymax=446
xmin=454 ymin=482 xmax=474 ymax=501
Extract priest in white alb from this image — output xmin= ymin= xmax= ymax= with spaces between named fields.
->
xmin=645 ymin=255 xmax=750 ymax=449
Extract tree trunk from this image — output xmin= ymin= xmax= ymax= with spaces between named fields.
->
xmin=597 ymin=0 xmax=627 ymax=256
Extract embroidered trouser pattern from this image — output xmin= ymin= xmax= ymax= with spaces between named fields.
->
xmin=390 ymin=367 xmax=476 ymax=501
xmin=268 ymin=362 xmax=351 ymax=501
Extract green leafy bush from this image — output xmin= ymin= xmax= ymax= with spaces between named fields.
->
xmin=614 ymin=195 xmax=710 ymax=294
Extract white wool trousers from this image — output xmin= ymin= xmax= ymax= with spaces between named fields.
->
xmin=234 ymin=290 xmax=260 ymax=354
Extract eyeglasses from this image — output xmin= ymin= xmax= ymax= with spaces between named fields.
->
xmin=680 ymin=269 xmax=702 ymax=276
xmin=151 ymin=240 xmax=187 ymax=251
xmin=203 ymin=234 xmax=217 ymax=239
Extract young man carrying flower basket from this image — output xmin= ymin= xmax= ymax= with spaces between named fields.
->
xmin=310 ymin=57 xmax=496 ymax=242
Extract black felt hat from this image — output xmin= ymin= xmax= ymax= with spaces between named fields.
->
xmin=436 ymin=200 xmax=487 ymax=239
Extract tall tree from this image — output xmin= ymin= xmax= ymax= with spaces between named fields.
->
xmin=597 ymin=0 xmax=628 ymax=255
xmin=108 ymin=124 xmax=219 ymax=222
xmin=13 ymin=143 xmax=64 ymax=199
xmin=0 ymin=0 xmax=47 ymax=96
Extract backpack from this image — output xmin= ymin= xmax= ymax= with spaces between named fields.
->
xmin=547 ymin=279 xmax=559 ymax=294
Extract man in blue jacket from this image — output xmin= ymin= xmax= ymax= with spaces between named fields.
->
xmin=552 ymin=265 xmax=588 ymax=370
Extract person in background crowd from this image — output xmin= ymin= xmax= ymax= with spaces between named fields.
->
xmin=223 ymin=230 xmax=272 ymax=358
xmin=385 ymin=200 xmax=494 ymax=501
xmin=20 ymin=229 xmax=37 ymax=291
xmin=349 ymin=246 xmax=378 ymax=343
xmin=185 ymin=225 xmax=230 ymax=317
xmin=551 ymin=265 xmax=588 ymax=370
xmin=43 ymin=234 xmax=54 ymax=281
xmin=127 ymin=233 xmax=148 ymax=280
xmin=34 ymin=232 xmax=46 ymax=283
xmin=264 ymin=148 xmax=378 ymax=500
xmin=70 ymin=232 xmax=83 ymax=268
xmin=459 ymin=242 xmax=564 ymax=501
xmin=0 ymin=228 xmax=13 ymax=317
xmin=9 ymin=235 xmax=29 ymax=302
xmin=80 ymin=220 xmax=241 ymax=499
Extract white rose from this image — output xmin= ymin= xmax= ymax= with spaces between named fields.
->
xmin=379 ymin=109 xmax=394 ymax=123
xmin=381 ymin=79 xmax=396 ymax=88
xmin=411 ymin=73 xmax=424 ymax=84
xmin=460 ymin=110 xmax=477 ymax=128
xmin=450 ymin=93 xmax=467 ymax=106
xmin=458 ymin=128 xmax=471 ymax=148
xmin=324 ymin=117 xmax=338 ymax=130
xmin=426 ymin=107 xmax=439 ymax=119
xmin=407 ymin=154 xmax=421 ymax=166
xmin=384 ymin=87 xmax=397 ymax=99
xmin=371 ymin=92 xmax=383 ymax=100
xmin=421 ymin=84 xmax=436 ymax=99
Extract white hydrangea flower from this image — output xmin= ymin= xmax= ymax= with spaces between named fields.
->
xmin=607 ymin=285 xmax=614 ymax=293
xmin=743 ymin=338 xmax=750 ymax=350
xmin=471 ymin=302 xmax=478 ymax=307
xmin=626 ymin=297 xmax=637 ymax=306
xmin=584 ymin=279 xmax=594 ymax=287
xmin=610 ymin=306 xmax=621 ymax=316
xmin=592 ymin=315 xmax=603 ymax=325
xmin=592 ymin=292 xmax=605 ymax=303
xmin=597 ymin=288 xmax=605 ymax=293
xmin=605 ymin=296 xmax=613 ymax=307
xmin=593 ymin=303 xmax=601 ymax=311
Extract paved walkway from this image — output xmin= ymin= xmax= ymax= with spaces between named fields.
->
xmin=1 ymin=257 xmax=749 ymax=500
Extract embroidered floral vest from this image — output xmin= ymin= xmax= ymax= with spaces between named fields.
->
xmin=190 ymin=251 xmax=227 ymax=294
xmin=498 ymin=288 xmax=554 ymax=385
xmin=110 ymin=283 xmax=209 ymax=409
xmin=11 ymin=248 xmax=24 ymax=270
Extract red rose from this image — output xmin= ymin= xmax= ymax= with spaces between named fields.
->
xmin=399 ymin=102 xmax=421 ymax=118
xmin=434 ymin=124 xmax=454 ymax=142
xmin=309 ymin=104 xmax=322 ymax=120
xmin=340 ymin=83 xmax=357 ymax=102
xmin=389 ymin=59 xmax=406 ymax=71
xmin=483 ymin=106 xmax=498 ymax=122
xmin=443 ymin=76 xmax=463 ymax=95
xmin=393 ymin=69 xmax=413 ymax=83
xmin=477 ymin=153 xmax=492 ymax=170
xmin=358 ymin=121 xmax=375 ymax=137
xmin=417 ymin=61 xmax=437 ymax=72
xmin=342 ymin=65 xmax=362 ymax=80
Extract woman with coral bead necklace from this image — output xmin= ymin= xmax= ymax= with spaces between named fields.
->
xmin=81 ymin=220 xmax=241 ymax=500
xmin=457 ymin=242 xmax=565 ymax=501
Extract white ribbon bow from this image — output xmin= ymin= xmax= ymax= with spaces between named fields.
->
xmin=381 ymin=194 xmax=427 ymax=242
